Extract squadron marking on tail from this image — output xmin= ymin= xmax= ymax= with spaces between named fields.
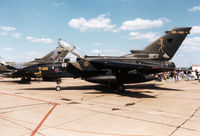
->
xmin=158 ymin=38 xmax=165 ymax=53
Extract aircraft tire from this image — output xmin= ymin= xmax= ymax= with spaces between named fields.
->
xmin=21 ymin=77 xmax=30 ymax=84
xmin=21 ymin=77 xmax=25 ymax=83
xmin=116 ymin=84 xmax=125 ymax=93
xmin=56 ymin=86 xmax=61 ymax=91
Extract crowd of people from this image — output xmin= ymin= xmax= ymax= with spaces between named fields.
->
xmin=158 ymin=70 xmax=200 ymax=83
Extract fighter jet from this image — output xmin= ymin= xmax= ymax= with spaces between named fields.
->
xmin=38 ymin=27 xmax=192 ymax=91
xmin=0 ymin=57 xmax=17 ymax=73
xmin=1 ymin=45 xmax=69 ymax=82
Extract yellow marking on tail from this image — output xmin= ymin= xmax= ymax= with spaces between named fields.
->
xmin=158 ymin=38 xmax=164 ymax=53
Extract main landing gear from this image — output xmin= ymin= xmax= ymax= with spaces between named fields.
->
xmin=20 ymin=77 xmax=31 ymax=84
xmin=108 ymin=82 xmax=125 ymax=93
xmin=116 ymin=84 xmax=125 ymax=92
xmin=56 ymin=78 xmax=61 ymax=91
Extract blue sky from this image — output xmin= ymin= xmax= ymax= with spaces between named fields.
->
xmin=0 ymin=0 xmax=200 ymax=67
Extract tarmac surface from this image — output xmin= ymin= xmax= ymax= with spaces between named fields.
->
xmin=0 ymin=78 xmax=200 ymax=136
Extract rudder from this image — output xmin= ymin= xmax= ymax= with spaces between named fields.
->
xmin=143 ymin=27 xmax=191 ymax=60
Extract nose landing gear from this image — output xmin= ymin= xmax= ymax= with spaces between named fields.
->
xmin=56 ymin=78 xmax=61 ymax=91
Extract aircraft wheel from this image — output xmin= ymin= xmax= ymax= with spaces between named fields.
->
xmin=21 ymin=77 xmax=25 ymax=82
xmin=116 ymin=84 xmax=125 ymax=93
xmin=21 ymin=77 xmax=30 ymax=84
xmin=108 ymin=84 xmax=115 ymax=90
xmin=26 ymin=77 xmax=31 ymax=82
xmin=56 ymin=86 xmax=61 ymax=91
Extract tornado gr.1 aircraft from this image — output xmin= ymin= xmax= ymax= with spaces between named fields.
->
xmin=13 ymin=47 xmax=70 ymax=82
xmin=0 ymin=46 xmax=69 ymax=82
xmin=36 ymin=27 xmax=192 ymax=91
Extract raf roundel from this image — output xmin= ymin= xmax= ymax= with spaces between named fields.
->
xmin=54 ymin=68 xmax=60 ymax=73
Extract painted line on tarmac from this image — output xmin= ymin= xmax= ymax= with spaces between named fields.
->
xmin=31 ymin=103 xmax=58 ymax=136
xmin=0 ymin=91 xmax=149 ymax=136
xmin=0 ymin=115 xmax=150 ymax=136
xmin=0 ymin=91 xmax=59 ymax=136
xmin=0 ymin=114 xmax=149 ymax=136
xmin=0 ymin=91 xmax=59 ymax=105
xmin=0 ymin=103 xmax=47 ymax=110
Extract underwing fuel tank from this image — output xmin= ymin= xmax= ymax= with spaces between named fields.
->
xmin=85 ymin=75 xmax=157 ymax=84
xmin=85 ymin=75 xmax=116 ymax=84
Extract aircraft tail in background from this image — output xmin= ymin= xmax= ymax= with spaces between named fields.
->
xmin=26 ymin=47 xmax=69 ymax=66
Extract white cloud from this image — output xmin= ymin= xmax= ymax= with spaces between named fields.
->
xmin=159 ymin=17 xmax=170 ymax=23
xmin=188 ymin=5 xmax=200 ymax=11
xmin=26 ymin=36 xmax=53 ymax=44
xmin=90 ymin=49 xmax=125 ymax=56
xmin=120 ymin=18 xmax=167 ymax=31
xmin=181 ymin=36 xmax=200 ymax=52
xmin=53 ymin=2 xmax=65 ymax=7
xmin=3 ymin=48 xmax=14 ymax=51
xmin=90 ymin=49 xmax=100 ymax=54
xmin=128 ymin=32 xmax=160 ymax=41
xmin=19 ymin=51 xmax=42 ymax=62
xmin=68 ymin=14 xmax=116 ymax=32
xmin=104 ymin=49 xmax=125 ymax=55
xmin=0 ymin=32 xmax=8 ymax=36
xmin=191 ymin=26 xmax=200 ymax=34
xmin=0 ymin=26 xmax=22 ymax=38
xmin=26 ymin=51 xmax=42 ymax=57
xmin=1 ymin=26 xmax=53 ymax=45
xmin=93 ymin=42 xmax=103 ymax=46
xmin=11 ymin=32 xmax=22 ymax=38
xmin=1 ymin=26 xmax=16 ymax=31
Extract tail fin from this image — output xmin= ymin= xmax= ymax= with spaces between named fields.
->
xmin=41 ymin=47 xmax=69 ymax=63
xmin=0 ymin=57 xmax=17 ymax=72
xmin=28 ymin=47 xmax=69 ymax=65
xmin=143 ymin=27 xmax=191 ymax=60
xmin=0 ymin=57 xmax=6 ymax=65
